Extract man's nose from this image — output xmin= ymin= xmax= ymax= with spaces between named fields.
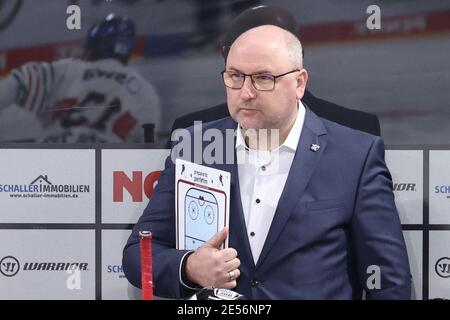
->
xmin=240 ymin=76 xmax=257 ymax=100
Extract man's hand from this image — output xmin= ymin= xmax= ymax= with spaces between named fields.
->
xmin=185 ymin=227 xmax=241 ymax=289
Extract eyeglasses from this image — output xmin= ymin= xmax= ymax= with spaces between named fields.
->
xmin=221 ymin=69 xmax=300 ymax=91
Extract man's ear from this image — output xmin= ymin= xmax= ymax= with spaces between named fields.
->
xmin=296 ymin=69 xmax=308 ymax=100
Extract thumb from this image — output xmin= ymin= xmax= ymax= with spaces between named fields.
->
xmin=206 ymin=227 xmax=228 ymax=249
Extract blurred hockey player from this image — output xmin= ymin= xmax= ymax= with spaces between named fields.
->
xmin=0 ymin=14 xmax=161 ymax=143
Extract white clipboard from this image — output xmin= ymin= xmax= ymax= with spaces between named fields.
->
xmin=175 ymin=159 xmax=230 ymax=250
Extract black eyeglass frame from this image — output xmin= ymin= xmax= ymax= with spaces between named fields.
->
xmin=221 ymin=69 xmax=301 ymax=91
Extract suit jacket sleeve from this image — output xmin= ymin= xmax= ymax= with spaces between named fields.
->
xmin=122 ymin=154 xmax=195 ymax=299
xmin=351 ymin=137 xmax=411 ymax=299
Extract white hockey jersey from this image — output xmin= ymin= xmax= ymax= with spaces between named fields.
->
xmin=1 ymin=58 xmax=161 ymax=142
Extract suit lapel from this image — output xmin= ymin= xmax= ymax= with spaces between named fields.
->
xmin=256 ymin=108 xmax=328 ymax=268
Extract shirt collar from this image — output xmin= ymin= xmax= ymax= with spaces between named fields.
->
xmin=235 ymin=100 xmax=305 ymax=152
xmin=282 ymin=100 xmax=305 ymax=151
xmin=236 ymin=123 xmax=247 ymax=150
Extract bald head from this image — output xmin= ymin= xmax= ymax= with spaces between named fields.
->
xmin=222 ymin=5 xmax=302 ymax=61
xmin=227 ymin=25 xmax=303 ymax=71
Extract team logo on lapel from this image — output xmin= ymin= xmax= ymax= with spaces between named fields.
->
xmin=310 ymin=144 xmax=320 ymax=152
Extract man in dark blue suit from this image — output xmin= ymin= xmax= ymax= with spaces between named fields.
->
xmin=123 ymin=5 xmax=410 ymax=299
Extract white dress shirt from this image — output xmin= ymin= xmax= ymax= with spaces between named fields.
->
xmin=236 ymin=101 xmax=305 ymax=264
